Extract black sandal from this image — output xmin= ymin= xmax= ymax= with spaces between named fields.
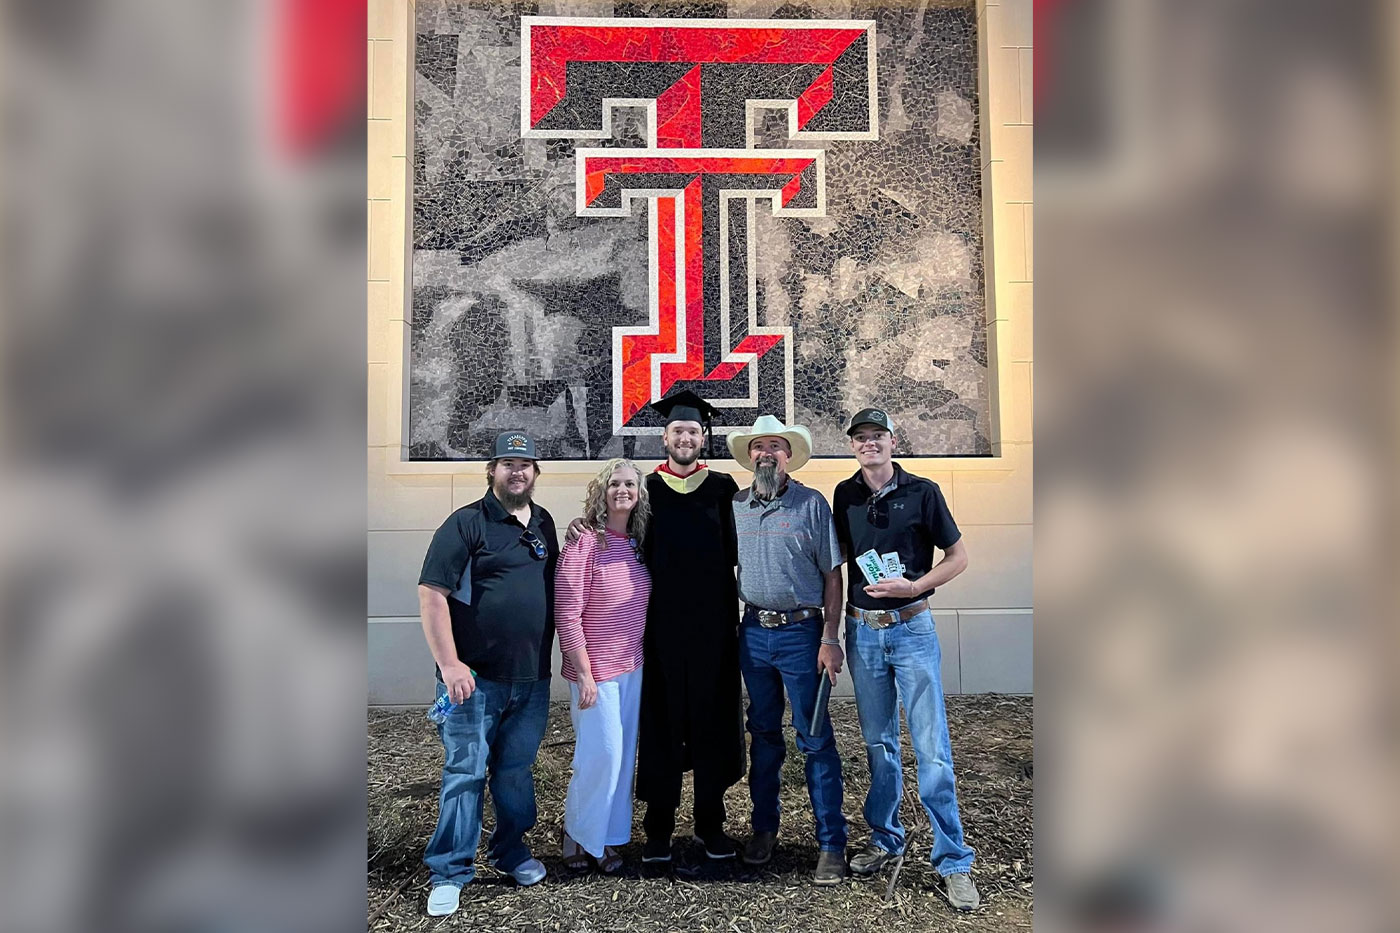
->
xmin=561 ymin=831 xmax=594 ymax=871
xmin=598 ymin=846 xmax=624 ymax=874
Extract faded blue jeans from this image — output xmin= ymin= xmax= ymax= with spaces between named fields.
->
xmin=423 ymin=676 xmax=550 ymax=887
xmin=739 ymin=609 xmax=847 ymax=852
xmin=846 ymin=609 xmax=975 ymax=876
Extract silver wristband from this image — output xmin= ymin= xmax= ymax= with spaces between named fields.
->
xmin=820 ymin=637 xmax=841 ymax=647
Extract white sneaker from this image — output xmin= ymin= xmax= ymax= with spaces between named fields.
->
xmin=509 ymin=857 xmax=547 ymax=886
xmin=426 ymin=884 xmax=461 ymax=917
xmin=943 ymin=872 xmax=981 ymax=911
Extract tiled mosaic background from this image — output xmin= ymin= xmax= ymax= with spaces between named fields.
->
xmin=410 ymin=0 xmax=989 ymax=459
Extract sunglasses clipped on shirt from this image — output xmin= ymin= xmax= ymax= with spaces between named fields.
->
xmin=519 ymin=530 xmax=547 ymax=560
xmin=866 ymin=487 xmax=894 ymax=527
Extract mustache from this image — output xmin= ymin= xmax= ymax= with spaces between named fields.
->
xmin=667 ymin=440 xmax=702 ymax=462
xmin=753 ymin=451 xmax=784 ymax=473
xmin=495 ymin=476 xmax=536 ymax=508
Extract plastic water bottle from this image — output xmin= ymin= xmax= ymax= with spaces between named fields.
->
xmin=426 ymin=693 xmax=456 ymax=724
xmin=426 ymin=669 xmax=476 ymax=724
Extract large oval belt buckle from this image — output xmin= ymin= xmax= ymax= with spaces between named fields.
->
xmin=758 ymin=609 xmax=782 ymax=628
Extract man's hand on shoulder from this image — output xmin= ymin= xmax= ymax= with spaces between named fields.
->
xmin=565 ymin=517 xmax=588 ymax=544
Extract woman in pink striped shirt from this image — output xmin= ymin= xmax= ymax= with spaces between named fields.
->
xmin=556 ymin=457 xmax=652 ymax=873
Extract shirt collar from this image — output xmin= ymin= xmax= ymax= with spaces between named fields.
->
xmin=849 ymin=461 xmax=907 ymax=497
xmin=656 ymin=460 xmax=702 ymax=478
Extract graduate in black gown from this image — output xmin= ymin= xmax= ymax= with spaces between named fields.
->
xmin=636 ymin=391 xmax=745 ymax=862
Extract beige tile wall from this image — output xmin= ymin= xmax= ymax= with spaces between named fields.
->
xmin=367 ymin=0 xmax=1032 ymax=703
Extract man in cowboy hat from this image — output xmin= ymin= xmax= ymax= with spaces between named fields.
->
xmin=727 ymin=415 xmax=848 ymax=884
xmin=833 ymin=408 xmax=979 ymax=911
xmin=417 ymin=431 xmax=559 ymax=915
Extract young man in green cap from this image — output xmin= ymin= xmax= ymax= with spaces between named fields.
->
xmin=833 ymin=408 xmax=980 ymax=911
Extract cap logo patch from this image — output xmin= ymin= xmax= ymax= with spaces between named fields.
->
xmin=871 ymin=410 xmax=885 ymax=420
xmin=506 ymin=434 xmax=528 ymax=451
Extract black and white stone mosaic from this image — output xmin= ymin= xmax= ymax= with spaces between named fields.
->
xmin=410 ymin=0 xmax=989 ymax=459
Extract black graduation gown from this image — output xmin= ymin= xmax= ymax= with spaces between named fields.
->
xmin=636 ymin=469 xmax=746 ymax=802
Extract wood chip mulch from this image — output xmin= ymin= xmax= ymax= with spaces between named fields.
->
xmin=369 ymin=695 xmax=1032 ymax=932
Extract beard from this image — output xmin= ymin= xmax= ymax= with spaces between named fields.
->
xmin=665 ymin=438 xmax=702 ymax=466
xmin=753 ymin=460 xmax=782 ymax=498
xmin=493 ymin=475 xmax=537 ymax=510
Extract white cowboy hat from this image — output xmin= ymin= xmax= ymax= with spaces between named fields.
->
xmin=727 ymin=415 xmax=813 ymax=472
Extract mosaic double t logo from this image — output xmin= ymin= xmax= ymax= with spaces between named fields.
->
xmin=521 ymin=17 xmax=878 ymax=434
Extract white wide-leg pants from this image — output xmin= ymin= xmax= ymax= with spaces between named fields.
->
xmin=564 ymin=665 xmax=643 ymax=858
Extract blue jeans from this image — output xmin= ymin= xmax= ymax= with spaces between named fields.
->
xmin=846 ymin=609 xmax=974 ymax=876
xmin=738 ymin=610 xmax=846 ymax=852
xmin=423 ymin=677 xmax=550 ymax=887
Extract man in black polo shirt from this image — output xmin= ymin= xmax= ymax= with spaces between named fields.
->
xmin=832 ymin=408 xmax=980 ymax=911
xmin=416 ymin=431 xmax=559 ymax=916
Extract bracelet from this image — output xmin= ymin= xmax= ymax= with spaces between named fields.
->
xmin=820 ymin=637 xmax=841 ymax=647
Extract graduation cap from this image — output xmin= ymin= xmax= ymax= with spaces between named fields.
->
xmin=648 ymin=389 xmax=718 ymax=427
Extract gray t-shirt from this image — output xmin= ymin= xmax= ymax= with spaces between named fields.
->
xmin=733 ymin=479 xmax=842 ymax=611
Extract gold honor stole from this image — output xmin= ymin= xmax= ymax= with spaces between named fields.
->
xmin=654 ymin=466 xmax=711 ymax=495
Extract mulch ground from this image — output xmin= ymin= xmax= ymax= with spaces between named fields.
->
xmin=369 ymin=695 xmax=1032 ymax=932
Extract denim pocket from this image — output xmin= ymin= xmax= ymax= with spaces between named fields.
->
xmin=905 ymin=612 xmax=935 ymax=635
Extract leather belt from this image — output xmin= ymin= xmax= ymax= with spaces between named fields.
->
xmin=747 ymin=606 xmax=823 ymax=629
xmin=846 ymin=599 xmax=929 ymax=629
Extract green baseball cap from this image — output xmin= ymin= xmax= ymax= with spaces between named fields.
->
xmin=845 ymin=407 xmax=894 ymax=435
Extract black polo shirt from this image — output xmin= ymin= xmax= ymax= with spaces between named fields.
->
xmin=418 ymin=489 xmax=558 ymax=682
xmin=833 ymin=461 xmax=961 ymax=611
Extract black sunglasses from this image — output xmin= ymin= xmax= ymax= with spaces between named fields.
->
xmin=866 ymin=492 xmax=890 ymax=526
xmin=519 ymin=530 xmax=547 ymax=560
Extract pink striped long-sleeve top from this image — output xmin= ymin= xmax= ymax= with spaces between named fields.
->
xmin=554 ymin=528 xmax=651 ymax=683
